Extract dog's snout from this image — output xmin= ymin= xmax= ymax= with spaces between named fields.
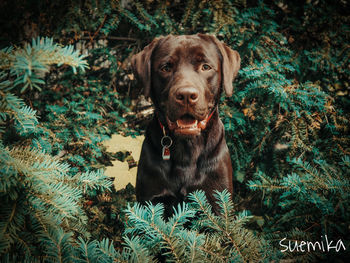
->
xmin=175 ymin=87 xmax=199 ymax=106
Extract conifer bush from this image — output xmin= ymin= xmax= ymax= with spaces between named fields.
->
xmin=104 ymin=1 xmax=349 ymax=260
xmin=0 ymin=0 xmax=349 ymax=262
xmin=0 ymin=37 xmax=112 ymax=262
xmin=122 ymin=190 xmax=268 ymax=262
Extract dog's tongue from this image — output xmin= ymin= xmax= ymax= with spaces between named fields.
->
xmin=176 ymin=116 xmax=198 ymax=128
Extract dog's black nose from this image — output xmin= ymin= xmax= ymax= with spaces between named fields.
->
xmin=175 ymin=87 xmax=199 ymax=106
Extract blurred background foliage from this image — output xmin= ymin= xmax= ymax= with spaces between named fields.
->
xmin=0 ymin=0 xmax=349 ymax=262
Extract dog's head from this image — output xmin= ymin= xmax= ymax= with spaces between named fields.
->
xmin=132 ymin=34 xmax=240 ymax=136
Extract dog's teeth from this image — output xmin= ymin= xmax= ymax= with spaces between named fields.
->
xmin=176 ymin=119 xmax=198 ymax=129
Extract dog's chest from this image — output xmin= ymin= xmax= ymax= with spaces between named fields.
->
xmin=167 ymin=139 xmax=208 ymax=196
xmin=171 ymin=137 xmax=203 ymax=164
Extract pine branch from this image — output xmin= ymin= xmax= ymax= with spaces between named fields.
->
xmin=0 ymin=37 xmax=89 ymax=93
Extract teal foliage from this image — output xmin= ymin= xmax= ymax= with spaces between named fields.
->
xmin=0 ymin=0 xmax=349 ymax=262
xmin=108 ymin=0 xmax=349 ymax=261
xmin=4 ymin=37 xmax=88 ymax=92
xmin=248 ymin=156 xmax=350 ymax=227
xmin=0 ymin=38 xmax=112 ymax=262
xmin=122 ymin=190 xmax=267 ymax=262
xmin=27 ymin=45 xmax=131 ymax=173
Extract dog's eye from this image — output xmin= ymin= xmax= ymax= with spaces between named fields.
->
xmin=160 ymin=63 xmax=172 ymax=72
xmin=202 ymin=64 xmax=211 ymax=71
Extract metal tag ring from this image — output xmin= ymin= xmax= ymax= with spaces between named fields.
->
xmin=161 ymin=136 xmax=173 ymax=148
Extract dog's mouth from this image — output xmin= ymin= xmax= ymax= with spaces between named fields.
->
xmin=166 ymin=114 xmax=209 ymax=136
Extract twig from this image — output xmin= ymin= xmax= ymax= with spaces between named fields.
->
xmin=89 ymin=15 xmax=108 ymax=43
xmin=79 ymin=36 xmax=138 ymax=42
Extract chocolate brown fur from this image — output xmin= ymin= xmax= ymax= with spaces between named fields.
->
xmin=132 ymin=34 xmax=240 ymax=217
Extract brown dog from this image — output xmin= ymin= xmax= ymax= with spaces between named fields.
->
xmin=132 ymin=34 xmax=240 ymax=217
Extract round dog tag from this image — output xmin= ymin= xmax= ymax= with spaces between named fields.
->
xmin=161 ymin=136 xmax=172 ymax=160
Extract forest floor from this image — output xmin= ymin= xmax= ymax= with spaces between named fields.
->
xmin=102 ymin=134 xmax=144 ymax=191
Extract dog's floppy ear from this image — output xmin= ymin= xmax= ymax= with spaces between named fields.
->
xmin=131 ymin=37 xmax=163 ymax=98
xmin=198 ymin=34 xmax=241 ymax=96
